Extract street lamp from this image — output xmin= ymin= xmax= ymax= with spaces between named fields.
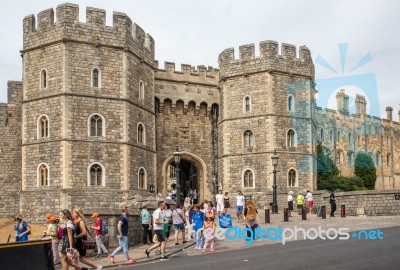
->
xmin=271 ymin=150 xmax=279 ymax=214
xmin=173 ymin=146 xmax=182 ymax=204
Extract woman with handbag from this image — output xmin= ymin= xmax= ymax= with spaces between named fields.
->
xmin=172 ymin=203 xmax=187 ymax=245
xmin=72 ymin=208 xmax=103 ymax=270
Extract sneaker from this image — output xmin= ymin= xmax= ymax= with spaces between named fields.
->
xmin=182 ymin=240 xmax=187 ymax=244
xmin=126 ymin=258 xmax=136 ymax=263
xmin=160 ymin=256 xmax=169 ymax=261
xmin=144 ymin=249 xmax=150 ymax=258
xmin=96 ymin=267 xmax=103 ymax=270
xmin=108 ymin=255 xmax=115 ymax=264
xmin=175 ymin=243 xmax=179 ymax=245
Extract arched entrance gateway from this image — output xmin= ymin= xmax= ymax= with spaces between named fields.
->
xmin=162 ymin=152 xmax=209 ymax=203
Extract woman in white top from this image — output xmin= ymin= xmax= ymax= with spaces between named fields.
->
xmin=163 ymin=204 xmax=173 ymax=241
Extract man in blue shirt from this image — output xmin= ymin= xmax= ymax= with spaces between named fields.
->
xmin=108 ymin=208 xmax=136 ymax=264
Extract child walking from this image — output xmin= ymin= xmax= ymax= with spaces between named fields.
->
xmin=202 ymin=213 xmax=216 ymax=253
xmin=192 ymin=204 xmax=205 ymax=249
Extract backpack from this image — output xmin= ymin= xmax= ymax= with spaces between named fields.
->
xmin=57 ymin=225 xmax=63 ymax=240
xmin=100 ymin=220 xmax=108 ymax=236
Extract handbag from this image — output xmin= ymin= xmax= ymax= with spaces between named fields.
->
xmin=82 ymin=239 xmax=96 ymax=249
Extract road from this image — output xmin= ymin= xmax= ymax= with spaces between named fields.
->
xmin=116 ymin=226 xmax=399 ymax=270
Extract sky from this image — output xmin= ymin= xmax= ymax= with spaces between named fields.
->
xmin=0 ymin=0 xmax=399 ymax=118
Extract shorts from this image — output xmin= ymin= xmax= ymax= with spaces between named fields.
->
xmin=217 ymin=204 xmax=224 ymax=212
xmin=236 ymin=206 xmax=243 ymax=213
xmin=297 ymin=204 xmax=303 ymax=209
xmin=173 ymin=223 xmax=185 ymax=231
xmin=224 ymin=201 xmax=230 ymax=208
xmin=308 ymin=201 xmax=314 ymax=210
xmin=288 ymin=201 xmax=294 ymax=211
xmin=154 ymin=229 xmax=166 ymax=242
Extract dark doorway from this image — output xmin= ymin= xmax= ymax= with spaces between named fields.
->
xmin=172 ymin=159 xmax=198 ymax=199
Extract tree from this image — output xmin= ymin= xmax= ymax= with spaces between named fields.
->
xmin=355 ymin=152 xmax=376 ymax=190
xmin=316 ymin=142 xmax=339 ymax=190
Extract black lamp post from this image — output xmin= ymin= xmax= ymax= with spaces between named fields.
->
xmin=271 ymin=150 xmax=279 ymax=214
xmin=173 ymin=146 xmax=182 ymax=204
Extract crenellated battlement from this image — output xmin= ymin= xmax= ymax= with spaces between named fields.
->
xmin=218 ymin=40 xmax=313 ymax=78
xmin=23 ymin=3 xmax=155 ymax=65
xmin=155 ymin=61 xmax=219 ymax=86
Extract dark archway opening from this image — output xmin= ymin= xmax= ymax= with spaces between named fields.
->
xmin=170 ymin=159 xmax=198 ymax=199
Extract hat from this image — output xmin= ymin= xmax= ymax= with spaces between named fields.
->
xmin=289 ymin=191 xmax=294 ymax=195
xmin=49 ymin=216 xmax=57 ymax=222
xmin=206 ymin=213 xmax=214 ymax=218
xmin=15 ymin=214 xmax=23 ymax=220
xmin=45 ymin=213 xmax=53 ymax=220
xmin=91 ymin=212 xmax=99 ymax=218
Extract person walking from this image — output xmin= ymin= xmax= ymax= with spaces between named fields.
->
xmin=287 ymin=191 xmax=294 ymax=217
xmin=140 ymin=205 xmax=153 ymax=245
xmin=14 ymin=214 xmax=31 ymax=242
xmin=236 ymin=191 xmax=245 ymax=222
xmin=91 ymin=212 xmax=109 ymax=258
xmin=163 ymin=204 xmax=173 ymax=241
xmin=330 ymin=190 xmax=337 ymax=217
xmin=192 ymin=204 xmax=205 ymax=249
xmin=72 ymin=208 xmax=103 ymax=270
xmin=202 ymin=214 xmax=216 ymax=253
xmin=108 ymin=207 xmax=136 ymax=264
xmin=145 ymin=201 xmax=169 ymax=260
xmin=60 ymin=209 xmax=80 ymax=270
xmin=46 ymin=216 xmax=61 ymax=267
xmin=216 ymin=190 xmax=224 ymax=216
xmin=306 ymin=190 xmax=314 ymax=214
xmin=172 ymin=203 xmax=187 ymax=245
xmin=192 ymin=189 xmax=198 ymax=204
xmin=296 ymin=192 xmax=305 ymax=215
xmin=224 ymin=192 xmax=230 ymax=214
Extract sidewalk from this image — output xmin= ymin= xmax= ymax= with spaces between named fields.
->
xmin=89 ymin=239 xmax=195 ymax=268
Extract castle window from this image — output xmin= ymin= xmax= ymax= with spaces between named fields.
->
xmin=329 ymin=130 xmax=333 ymax=141
xmin=348 ymin=132 xmax=352 ymax=145
xmin=288 ymin=95 xmax=295 ymax=112
xmin=40 ymin=69 xmax=47 ymax=89
xmin=139 ymin=81 xmax=144 ymax=99
xmin=169 ymin=165 xmax=176 ymax=181
xmin=386 ymin=154 xmax=391 ymax=167
xmin=287 ymin=129 xmax=296 ymax=147
xmin=138 ymin=168 xmax=146 ymax=189
xmin=89 ymin=114 xmax=103 ymax=137
xmin=243 ymin=130 xmax=254 ymax=148
xmin=288 ymin=169 xmax=296 ymax=187
xmin=137 ymin=123 xmax=146 ymax=145
xmin=243 ymin=169 xmax=254 ymax=188
xmin=337 ymin=150 xmax=342 ymax=164
xmin=347 ymin=151 xmax=354 ymax=166
xmin=320 ymin=129 xmax=324 ymax=141
xmin=88 ymin=163 xmax=104 ymax=186
xmin=37 ymin=163 xmax=49 ymax=187
xmin=155 ymin=97 xmax=160 ymax=113
xmin=337 ymin=131 xmax=341 ymax=141
xmin=243 ymin=96 xmax=251 ymax=112
xmin=376 ymin=152 xmax=381 ymax=166
xmin=38 ymin=115 xmax=49 ymax=138
xmin=91 ymin=68 xmax=101 ymax=88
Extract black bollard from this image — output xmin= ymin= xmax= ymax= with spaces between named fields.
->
xmin=265 ymin=208 xmax=270 ymax=223
xmin=284 ymin=208 xmax=289 ymax=222
xmin=302 ymin=207 xmax=307 ymax=220
xmin=321 ymin=205 xmax=326 ymax=219
xmin=341 ymin=205 xmax=346 ymax=217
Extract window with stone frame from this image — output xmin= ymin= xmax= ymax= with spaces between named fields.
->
xmin=92 ymin=68 xmax=99 ymax=87
xmin=243 ymin=130 xmax=254 ymax=148
xmin=288 ymin=95 xmax=295 ymax=112
xmin=337 ymin=150 xmax=342 ymax=164
xmin=40 ymin=69 xmax=47 ymax=89
xmin=243 ymin=170 xmax=254 ymax=188
xmin=38 ymin=164 xmax=49 ymax=186
xmin=137 ymin=123 xmax=145 ymax=144
xmin=348 ymin=132 xmax=352 ymax=145
xmin=288 ymin=169 xmax=296 ymax=187
xmin=320 ymin=128 xmax=324 ymax=141
xmin=138 ymin=168 xmax=146 ymax=189
xmin=39 ymin=116 xmax=49 ymax=138
xmin=329 ymin=130 xmax=333 ymax=142
xmin=90 ymin=164 xmax=102 ymax=186
xmin=347 ymin=151 xmax=354 ymax=166
xmin=287 ymin=129 xmax=296 ymax=147
xmin=244 ymin=96 xmax=251 ymax=112
xmin=169 ymin=165 xmax=176 ymax=181
xmin=139 ymin=81 xmax=145 ymax=99
xmin=386 ymin=153 xmax=391 ymax=167
xmin=90 ymin=114 xmax=102 ymax=137
xmin=376 ymin=152 xmax=381 ymax=166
